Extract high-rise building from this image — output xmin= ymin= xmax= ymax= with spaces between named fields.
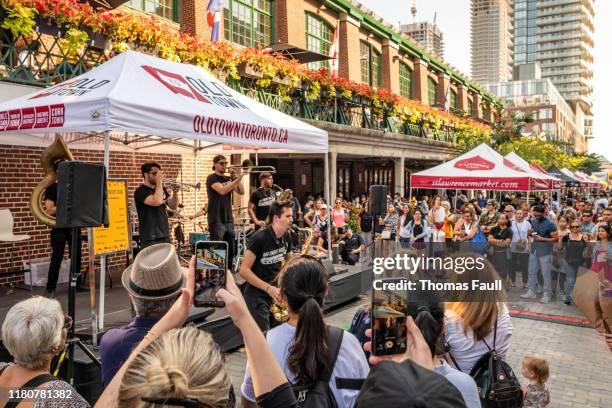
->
xmin=512 ymin=0 xmax=595 ymax=142
xmin=400 ymin=22 xmax=445 ymax=59
xmin=470 ymin=0 xmax=514 ymax=85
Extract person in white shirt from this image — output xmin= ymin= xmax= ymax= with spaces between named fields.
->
xmin=510 ymin=208 xmax=531 ymax=287
xmin=445 ymin=256 xmax=513 ymax=374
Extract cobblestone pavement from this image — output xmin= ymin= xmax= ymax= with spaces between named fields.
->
xmin=224 ymin=295 xmax=612 ymax=408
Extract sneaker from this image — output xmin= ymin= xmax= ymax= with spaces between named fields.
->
xmin=46 ymin=289 xmax=55 ymax=299
xmin=564 ymin=300 xmax=571 ymax=306
xmin=540 ymin=295 xmax=551 ymax=304
xmin=520 ymin=290 xmax=537 ymax=299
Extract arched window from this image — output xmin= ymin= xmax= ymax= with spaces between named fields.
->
xmin=399 ymin=63 xmax=413 ymax=99
xmin=305 ymin=14 xmax=334 ymax=69
xmin=223 ymin=0 xmax=273 ymax=48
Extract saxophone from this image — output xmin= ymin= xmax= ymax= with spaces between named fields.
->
xmin=29 ymin=135 xmax=74 ymax=227
xmin=270 ymin=227 xmax=314 ymax=322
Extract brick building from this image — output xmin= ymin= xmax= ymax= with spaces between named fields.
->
xmin=0 ymin=0 xmax=497 ymax=284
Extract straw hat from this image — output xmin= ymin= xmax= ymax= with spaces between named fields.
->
xmin=122 ymin=243 xmax=187 ymax=300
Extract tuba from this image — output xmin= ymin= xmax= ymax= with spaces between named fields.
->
xmin=29 ymin=135 xmax=74 ymax=227
xmin=270 ymin=227 xmax=315 ymax=322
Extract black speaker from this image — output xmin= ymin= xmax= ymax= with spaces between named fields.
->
xmin=56 ymin=161 xmax=108 ymax=228
xmin=369 ymin=185 xmax=388 ymax=216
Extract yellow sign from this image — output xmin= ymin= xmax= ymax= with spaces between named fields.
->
xmin=92 ymin=179 xmax=130 ymax=256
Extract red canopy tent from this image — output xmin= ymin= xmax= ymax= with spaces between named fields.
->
xmin=410 ymin=143 xmax=550 ymax=192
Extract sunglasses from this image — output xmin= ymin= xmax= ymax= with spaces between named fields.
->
xmin=63 ymin=315 xmax=73 ymax=330
xmin=570 ymin=225 xmax=580 ymax=229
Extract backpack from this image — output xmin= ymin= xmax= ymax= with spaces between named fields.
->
xmin=449 ymin=318 xmax=523 ymax=408
xmin=470 ymin=225 xmax=490 ymax=255
xmin=0 ymin=364 xmax=57 ymax=408
xmin=291 ymin=325 xmax=344 ymax=408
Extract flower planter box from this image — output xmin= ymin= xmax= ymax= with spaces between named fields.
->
xmin=34 ymin=17 xmax=66 ymax=37
xmin=211 ymin=68 xmax=229 ymax=83
xmin=127 ymin=40 xmax=160 ymax=56
xmin=85 ymin=28 xmax=107 ymax=51
xmin=238 ymin=63 xmax=263 ymax=79
xmin=272 ymin=75 xmax=291 ymax=86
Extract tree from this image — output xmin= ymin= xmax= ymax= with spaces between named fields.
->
xmin=491 ymin=111 xmax=534 ymax=147
xmin=572 ymin=153 xmax=602 ymax=175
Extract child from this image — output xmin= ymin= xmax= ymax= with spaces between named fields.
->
xmin=521 ymin=355 xmax=550 ymax=408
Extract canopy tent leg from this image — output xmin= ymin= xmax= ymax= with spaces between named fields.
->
xmin=97 ymin=130 xmax=110 ymax=333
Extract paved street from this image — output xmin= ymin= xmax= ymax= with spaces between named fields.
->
xmin=224 ymin=295 xmax=612 ymax=407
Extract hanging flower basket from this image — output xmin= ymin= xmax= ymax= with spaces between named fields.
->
xmin=238 ymin=62 xmax=264 ymax=79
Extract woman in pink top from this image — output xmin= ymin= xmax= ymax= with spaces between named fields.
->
xmin=332 ymin=198 xmax=349 ymax=232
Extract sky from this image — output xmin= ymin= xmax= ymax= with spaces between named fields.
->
xmin=359 ymin=0 xmax=610 ymax=160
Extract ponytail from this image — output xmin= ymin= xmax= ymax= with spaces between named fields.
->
xmin=408 ymin=303 xmax=445 ymax=357
xmin=288 ymin=296 xmax=329 ymax=384
xmin=280 ymin=256 xmax=330 ymax=384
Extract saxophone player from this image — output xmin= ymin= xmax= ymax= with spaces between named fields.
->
xmin=239 ymin=200 xmax=294 ymax=331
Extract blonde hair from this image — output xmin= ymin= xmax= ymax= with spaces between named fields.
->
xmin=445 ymin=254 xmax=504 ymax=341
xmin=523 ymin=355 xmax=550 ymax=384
xmin=118 ymin=326 xmax=231 ymax=408
xmin=1 ymin=296 xmax=64 ymax=369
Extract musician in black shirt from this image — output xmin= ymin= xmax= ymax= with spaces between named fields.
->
xmin=248 ymin=172 xmax=276 ymax=230
xmin=206 ymin=155 xmax=245 ymax=271
xmin=134 ymin=162 xmax=178 ymax=248
xmin=240 ymin=200 xmax=294 ymax=331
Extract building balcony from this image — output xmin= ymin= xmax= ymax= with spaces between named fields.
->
xmin=0 ymin=24 xmax=480 ymax=147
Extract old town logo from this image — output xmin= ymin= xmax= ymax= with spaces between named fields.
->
xmin=454 ymin=155 xmax=495 ymax=171
xmin=28 ymin=78 xmax=111 ymax=99
xmin=141 ymin=65 xmax=247 ymax=109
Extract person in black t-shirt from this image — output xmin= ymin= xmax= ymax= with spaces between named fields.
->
xmin=134 ymin=162 xmax=178 ymax=249
xmin=240 ymin=200 xmax=294 ymax=331
xmin=206 ymin=155 xmax=245 ymax=271
xmin=338 ymin=228 xmax=364 ymax=265
xmin=248 ymin=172 xmax=276 ymax=230
xmin=43 ymin=182 xmax=82 ymax=298
xmin=488 ymin=213 xmax=513 ymax=282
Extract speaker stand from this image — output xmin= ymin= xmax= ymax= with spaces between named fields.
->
xmin=63 ymin=227 xmax=101 ymax=384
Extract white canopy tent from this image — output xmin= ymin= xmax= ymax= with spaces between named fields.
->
xmin=504 ymin=152 xmax=563 ymax=190
xmin=0 ymin=51 xmax=331 ymax=332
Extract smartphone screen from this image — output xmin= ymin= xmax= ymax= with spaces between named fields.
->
xmin=194 ymin=241 xmax=228 ymax=308
xmin=371 ymin=279 xmax=408 ymax=356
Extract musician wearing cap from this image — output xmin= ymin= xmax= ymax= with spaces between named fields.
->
xmin=248 ymin=172 xmax=276 ymax=230
xmin=240 ymin=200 xmax=294 ymax=331
xmin=206 ymin=155 xmax=245 ymax=271
xmin=134 ymin=162 xmax=179 ymax=249
xmin=99 ymin=243 xmax=187 ymax=387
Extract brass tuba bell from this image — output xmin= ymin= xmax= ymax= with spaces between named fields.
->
xmin=29 ymin=135 xmax=74 ymax=227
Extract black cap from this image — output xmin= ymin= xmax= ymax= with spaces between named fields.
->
xmin=566 ymin=198 xmax=574 ymax=206
xmin=533 ymin=205 xmax=546 ymax=213
xmin=356 ymin=360 xmax=467 ymax=408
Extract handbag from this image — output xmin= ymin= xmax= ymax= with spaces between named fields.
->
xmin=470 ymin=226 xmax=489 ymax=255
xmin=381 ymin=230 xmax=392 ymax=240
xmin=449 ymin=318 xmax=523 ymax=408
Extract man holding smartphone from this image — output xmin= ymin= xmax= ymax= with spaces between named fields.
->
xmin=240 ymin=200 xmax=294 ymax=331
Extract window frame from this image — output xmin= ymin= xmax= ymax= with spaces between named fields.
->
xmin=223 ymin=0 xmax=275 ymax=48
xmin=399 ymin=62 xmax=413 ymax=99
xmin=305 ymin=13 xmax=334 ymax=70
xmin=129 ymin=0 xmax=179 ymax=23
xmin=360 ymin=41 xmax=382 ymax=87
xmin=427 ymin=76 xmax=438 ymax=107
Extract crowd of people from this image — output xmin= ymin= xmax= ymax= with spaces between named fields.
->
xmin=2 ymin=188 xmax=611 ymax=408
